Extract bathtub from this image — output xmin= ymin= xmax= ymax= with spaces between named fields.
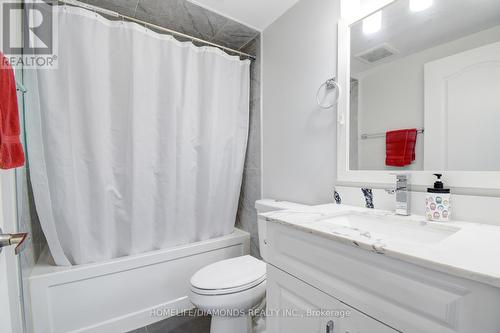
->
xmin=28 ymin=229 xmax=250 ymax=333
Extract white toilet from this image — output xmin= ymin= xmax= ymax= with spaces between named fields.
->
xmin=189 ymin=200 xmax=308 ymax=333
xmin=189 ymin=255 xmax=266 ymax=332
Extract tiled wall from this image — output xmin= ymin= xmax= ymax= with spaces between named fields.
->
xmin=81 ymin=0 xmax=259 ymax=51
xmin=236 ymin=35 xmax=262 ymax=258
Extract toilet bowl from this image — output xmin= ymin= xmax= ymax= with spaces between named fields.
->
xmin=189 ymin=255 xmax=266 ymax=333
xmin=189 ymin=200 xmax=309 ymax=333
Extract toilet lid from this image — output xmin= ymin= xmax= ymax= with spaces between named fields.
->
xmin=190 ymin=256 xmax=266 ymax=293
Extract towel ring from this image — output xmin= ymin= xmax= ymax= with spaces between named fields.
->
xmin=316 ymin=78 xmax=341 ymax=109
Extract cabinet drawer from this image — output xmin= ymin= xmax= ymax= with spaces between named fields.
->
xmin=267 ymin=265 xmax=398 ymax=333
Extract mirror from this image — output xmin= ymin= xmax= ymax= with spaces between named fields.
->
xmin=349 ymin=0 xmax=500 ymax=171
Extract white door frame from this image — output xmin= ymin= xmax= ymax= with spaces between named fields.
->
xmin=0 ymin=170 xmax=24 ymax=333
xmin=0 ymin=0 xmax=26 ymax=331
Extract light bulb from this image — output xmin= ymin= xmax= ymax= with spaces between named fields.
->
xmin=363 ymin=11 xmax=382 ymax=34
xmin=410 ymin=0 xmax=433 ymax=12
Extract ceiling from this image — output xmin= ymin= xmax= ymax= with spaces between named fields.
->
xmin=351 ymin=0 xmax=500 ymax=74
xmin=187 ymin=0 xmax=300 ymax=31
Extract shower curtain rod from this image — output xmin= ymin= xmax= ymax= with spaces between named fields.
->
xmin=53 ymin=0 xmax=257 ymax=60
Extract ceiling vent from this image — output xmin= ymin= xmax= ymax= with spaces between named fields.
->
xmin=355 ymin=43 xmax=399 ymax=64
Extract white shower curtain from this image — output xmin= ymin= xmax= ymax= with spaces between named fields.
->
xmin=26 ymin=6 xmax=250 ymax=266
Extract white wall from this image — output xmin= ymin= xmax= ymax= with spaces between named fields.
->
xmin=355 ymin=25 xmax=500 ymax=170
xmin=262 ymin=0 xmax=340 ymax=205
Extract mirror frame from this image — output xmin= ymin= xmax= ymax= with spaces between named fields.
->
xmin=336 ymin=0 xmax=500 ymax=191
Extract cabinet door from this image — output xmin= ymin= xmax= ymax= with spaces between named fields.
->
xmin=267 ymin=264 xmax=342 ymax=333
xmin=267 ymin=265 xmax=398 ymax=333
xmin=341 ymin=311 xmax=399 ymax=333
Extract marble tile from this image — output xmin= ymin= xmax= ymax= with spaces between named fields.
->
xmin=241 ymin=35 xmax=260 ymax=56
xmin=236 ymin=168 xmax=261 ymax=258
xmin=126 ymin=328 xmax=147 ymax=333
xmin=244 ymin=98 xmax=261 ymax=171
xmin=79 ymin=0 xmax=260 ymax=56
xmin=78 ymin=0 xmax=140 ymax=17
xmin=236 ymin=36 xmax=261 ymax=259
xmin=27 ymin=171 xmax=46 ymax=259
xmin=241 ymin=168 xmax=261 ymax=212
xmin=135 ymin=0 xmax=228 ymax=42
xmin=71 ymin=0 xmax=261 ymax=55
xmin=361 ymin=188 xmax=374 ymax=209
xmin=212 ymin=20 xmax=259 ymax=51
xmin=147 ymin=315 xmax=211 ymax=333
xmin=242 ymin=37 xmax=261 ymax=101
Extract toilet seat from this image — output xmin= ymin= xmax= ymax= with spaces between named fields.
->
xmin=191 ymin=275 xmax=266 ymax=296
xmin=190 ymin=255 xmax=266 ymax=296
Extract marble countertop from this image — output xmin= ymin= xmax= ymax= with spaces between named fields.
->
xmin=260 ymin=204 xmax=500 ymax=289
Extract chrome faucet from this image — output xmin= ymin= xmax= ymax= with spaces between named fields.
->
xmin=386 ymin=174 xmax=410 ymax=216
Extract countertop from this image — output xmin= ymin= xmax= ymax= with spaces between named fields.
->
xmin=260 ymin=204 xmax=500 ymax=289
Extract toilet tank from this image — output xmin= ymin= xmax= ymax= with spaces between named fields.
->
xmin=255 ymin=199 xmax=310 ymax=261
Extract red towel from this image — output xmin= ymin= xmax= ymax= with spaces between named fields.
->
xmin=386 ymin=129 xmax=417 ymax=167
xmin=0 ymin=52 xmax=25 ymax=169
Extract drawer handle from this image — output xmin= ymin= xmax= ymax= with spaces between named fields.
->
xmin=326 ymin=320 xmax=334 ymax=333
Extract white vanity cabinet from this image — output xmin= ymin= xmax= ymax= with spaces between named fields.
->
xmin=267 ymin=264 xmax=398 ymax=333
xmin=264 ymin=220 xmax=500 ymax=333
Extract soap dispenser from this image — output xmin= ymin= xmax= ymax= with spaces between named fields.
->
xmin=426 ymin=174 xmax=451 ymax=222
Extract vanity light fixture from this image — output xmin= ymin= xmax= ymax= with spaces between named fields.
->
xmin=410 ymin=0 xmax=433 ymax=12
xmin=363 ymin=11 xmax=382 ymax=34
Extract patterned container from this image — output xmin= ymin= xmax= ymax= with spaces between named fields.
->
xmin=425 ymin=193 xmax=451 ymax=222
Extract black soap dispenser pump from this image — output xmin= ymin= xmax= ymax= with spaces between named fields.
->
xmin=426 ymin=174 xmax=451 ymax=222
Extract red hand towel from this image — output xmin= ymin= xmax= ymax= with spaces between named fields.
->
xmin=0 ymin=52 xmax=25 ymax=169
xmin=386 ymin=129 xmax=417 ymax=167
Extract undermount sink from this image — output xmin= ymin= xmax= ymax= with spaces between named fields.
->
xmin=307 ymin=211 xmax=460 ymax=245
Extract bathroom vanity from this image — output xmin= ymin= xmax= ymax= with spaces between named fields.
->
xmin=260 ymin=205 xmax=500 ymax=333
